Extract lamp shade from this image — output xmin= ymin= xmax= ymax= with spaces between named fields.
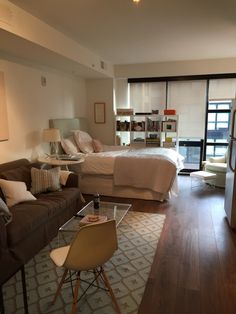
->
xmin=42 ymin=128 xmax=61 ymax=143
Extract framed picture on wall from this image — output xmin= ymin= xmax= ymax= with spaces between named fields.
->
xmin=94 ymin=102 xmax=106 ymax=124
xmin=162 ymin=121 xmax=176 ymax=132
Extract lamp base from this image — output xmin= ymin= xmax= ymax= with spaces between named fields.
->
xmin=50 ymin=142 xmax=59 ymax=156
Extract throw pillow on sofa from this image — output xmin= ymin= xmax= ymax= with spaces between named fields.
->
xmin=60 ymin=170 xmax=72 ymax=186
xmin=0 ymin=197 xmax=12 ymax=225
xmin=31 ymin=167 xmax=61 ymax=195
xmin=0 ymin=179 xmax=36 ymax=207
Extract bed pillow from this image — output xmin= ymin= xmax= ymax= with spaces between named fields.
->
xmin=0 ymin=197 xmax=12 ymax=225
xmin=73 ymin=130 xmax=94 ymax=154
xmin=31 ymin=167 xmax=61 ymax=195
xmin=0 ymin=179 xmax=36 ymax=207
xmin=92 ymin=139 xmax=103 ymax=153
xmin=61 ymin=136 xmax=79 ymax=155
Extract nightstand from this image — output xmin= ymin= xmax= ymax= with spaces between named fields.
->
xmin=38 ymin=155 xmax=84 ymax=170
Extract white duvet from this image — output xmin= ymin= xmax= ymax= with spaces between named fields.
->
xmin=113 ymin=148 xmax=184 ymax=194
xmin=80 ymin=149 xmax=128 ymax=175
xmin=80 ymin=147 xmax=184 ymax=176
xmin=76 ymin=147 xmax=184 ymax=195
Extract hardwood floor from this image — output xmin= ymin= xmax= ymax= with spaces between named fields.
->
xmin=85 ymin=175 xmax=236 ymax=314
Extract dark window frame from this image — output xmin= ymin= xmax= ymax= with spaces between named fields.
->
xmin=204 ymin=100 xmax=231 ymax=160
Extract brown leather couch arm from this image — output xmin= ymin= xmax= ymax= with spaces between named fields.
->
xmin=65 ymin=173 xmax=79 ymax=188
xmin=0 ymin=216 xmax=8 ymax=259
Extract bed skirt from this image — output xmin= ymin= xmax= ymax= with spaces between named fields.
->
xmin=80 ymin=174 xmax=168 ymax=201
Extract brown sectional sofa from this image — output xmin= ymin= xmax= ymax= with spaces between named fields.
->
xmin=0 ymin=158 xmax=83 ymax=313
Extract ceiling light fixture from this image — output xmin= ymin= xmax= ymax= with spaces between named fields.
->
xmin=133 ymin=0 xmax=141 ymax=3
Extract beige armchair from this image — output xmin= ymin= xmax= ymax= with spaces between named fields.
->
xmin=203 ymin=152 xmax=227 ymax=187
xmin=50 ymin=220 xmax=120 ymax=314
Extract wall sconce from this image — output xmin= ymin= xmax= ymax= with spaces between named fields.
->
xmin=42 ymin=128 xmax=61 ymax=155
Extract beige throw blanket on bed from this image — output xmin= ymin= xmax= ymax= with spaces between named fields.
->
xmin=113 ymin=151 xmax=177 ymax=194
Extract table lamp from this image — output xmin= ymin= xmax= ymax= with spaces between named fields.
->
xmin=42 ymin=128 xmax=61 ymax=156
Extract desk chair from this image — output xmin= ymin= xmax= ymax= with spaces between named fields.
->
xmin=50 ymin=220 xmax=120 ymax=314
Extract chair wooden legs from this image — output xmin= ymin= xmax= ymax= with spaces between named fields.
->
xmin=72 ymin=275 xmax=80 ymax=314
xmin=52 ymin=268 xmax=119 ymax=314
xmin=52 ymin=269 xmax=81 ymax=314
xmin=52 ymin=269 xmax=68 ymax=305
xmin=101 ymin=268 xmax=121 ymax=314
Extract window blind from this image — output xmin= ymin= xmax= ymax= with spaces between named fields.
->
xmin=167 ymin=80 xmax=207 ymax=138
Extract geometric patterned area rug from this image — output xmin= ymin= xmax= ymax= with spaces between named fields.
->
xmin=3 ymin=211 xmax=165 ymax=314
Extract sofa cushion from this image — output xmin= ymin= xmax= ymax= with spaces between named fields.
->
xmin=0 ymin=163 xmax=40 ymax=190
xmin=7 ymin=187 xmax=79 ymax=247
xmin=31 ymin=167 xmax=61 ymax=195
xmin=0 ymin=179 xmax=36 ymax=207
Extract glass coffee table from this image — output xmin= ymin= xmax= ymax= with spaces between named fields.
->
xmin=59 ymin=201 xmax=131 ymax=233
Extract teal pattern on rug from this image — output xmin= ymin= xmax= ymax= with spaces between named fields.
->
xmin=3 ymin=211 xmax=165 ymax=313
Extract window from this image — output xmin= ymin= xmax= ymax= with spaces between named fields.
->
xmin=125 ymin=76 xmax=236 ymax=168
xmin=205 ymin=100 xmax=231 ymax=159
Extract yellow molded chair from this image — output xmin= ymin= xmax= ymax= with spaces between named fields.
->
xmin=50 ymin=220 xmax=120 ymax=314
xmin=203 ymin=151 xmax=227 ymax=187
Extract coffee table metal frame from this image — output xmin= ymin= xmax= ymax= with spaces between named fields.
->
xmin=59 ymin=201 xmax=131 ymax=233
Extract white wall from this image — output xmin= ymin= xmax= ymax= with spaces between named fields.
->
xmin=0 ymin=59 xmax=87 ymax=163
xmin=86 ymin=78 xmax=114 ymax=145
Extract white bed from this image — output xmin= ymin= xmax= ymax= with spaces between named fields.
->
xmin=49 ymin=118 xmax=184 ymax=201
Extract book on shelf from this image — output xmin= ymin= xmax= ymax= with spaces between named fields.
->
xmin=146 ymin=137 xmax=160 ymax=142
xmin=133 ymin=138 xmax=145 ymax=142
xmin=135 ymin=112 xmax=152 ymax=115
xmin=116 ymin=108 xmax=134 ymax=115
xmin=163 ymin=142 xmax=175 ymax=148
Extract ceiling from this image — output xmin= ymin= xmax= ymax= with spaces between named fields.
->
xmin=8 ymin=0 xmax=236 ymax=65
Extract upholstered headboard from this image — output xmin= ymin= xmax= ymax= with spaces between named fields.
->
xmin=49 ymin=118 xmax=89 ymax=139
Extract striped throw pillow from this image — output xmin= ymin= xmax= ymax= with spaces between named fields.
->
xmin=31 ymin=167 xmax=61 ymax=195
